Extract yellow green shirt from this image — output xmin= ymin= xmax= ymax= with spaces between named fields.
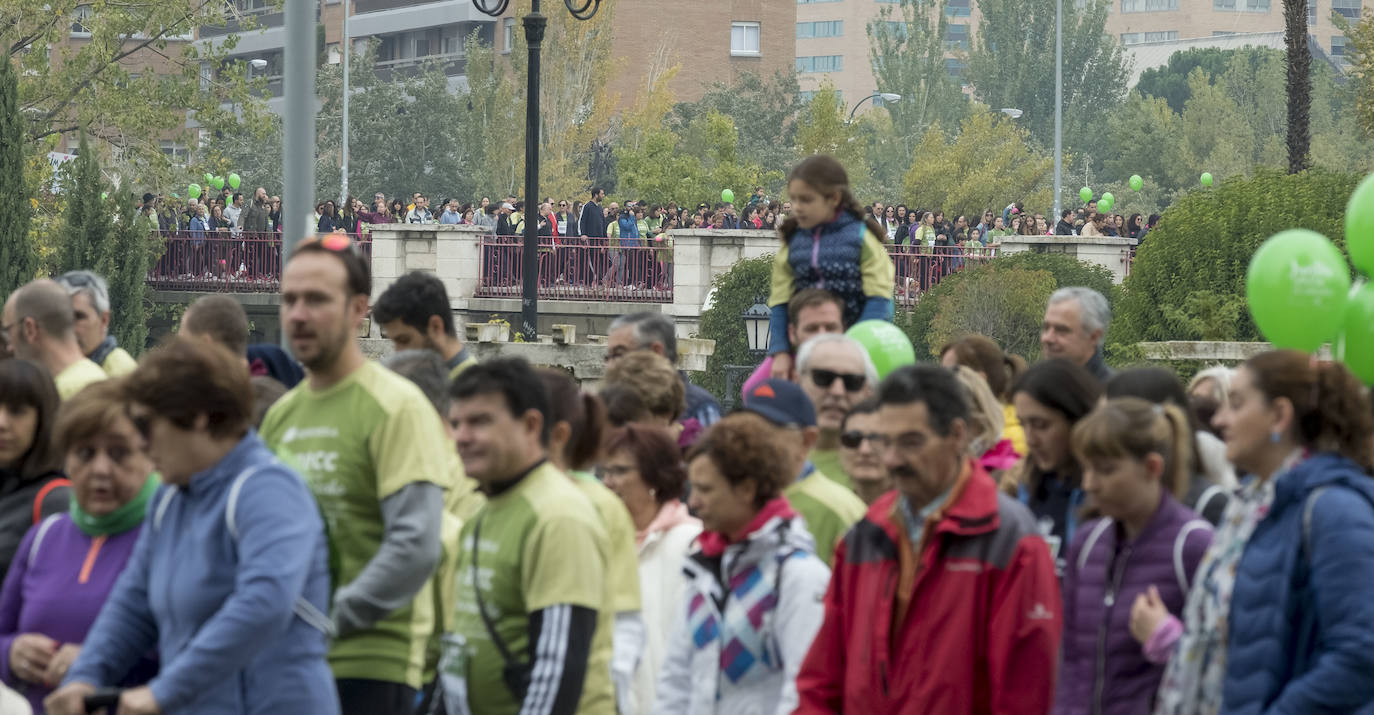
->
xmin=571 ymin=470 xmax=642 ymax=614
xmin=809 ymin=448 xmax=853 ymax=491
xmin=1002 ymin=403 xmax=1028 ymax=457
xmin=786 ymin=465 xmax=867 ymax=566
xmin=445 ymin=462 xmax=615 ymax=714
xmin=55 ymin=359 xmax=108 ymax=400
xmin=259 ymin=360 xmax=456 ymax=687
xmin=99 ymin=347 xmax=138 ymax=377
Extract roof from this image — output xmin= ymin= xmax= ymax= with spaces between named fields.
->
xmin=1124 ymin=31 xmax=1342 ymax=86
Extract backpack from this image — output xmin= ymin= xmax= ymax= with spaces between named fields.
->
xmin=1077 ymin=517 xmax=1212 ymax=595
xmin=152 ymin=463 xmax=336 ymax=638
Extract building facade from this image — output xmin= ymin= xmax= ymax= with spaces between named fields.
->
xmin=1103 ymin=0 xmax=1356 ymax=65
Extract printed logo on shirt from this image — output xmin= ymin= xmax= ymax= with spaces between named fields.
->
xmin=279 ymin=425 xmax=340 ymax=444
xmin=1027 ymin=603 xmax=1054 ymax=621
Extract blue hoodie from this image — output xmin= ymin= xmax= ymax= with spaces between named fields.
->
xmin=617 ymin=213 xmax=640 ymax=247
xmin=64 ymin=432 xmax=339 ymax=714
xmin=1222 ymin=452 xmax=1374 ymax=714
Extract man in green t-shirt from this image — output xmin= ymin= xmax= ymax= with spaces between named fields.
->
xmin=742 ymin=377 xmax=867 ymax=566
xmin=798 ymin=333 xmax=878 ymax=493
xmin=440 ymin=357 xmax=615 ymax=715
xmin=259 ymin=236 xmax=454 ymax=714
xmin=373 ymin=271 xmax=476 ymax=380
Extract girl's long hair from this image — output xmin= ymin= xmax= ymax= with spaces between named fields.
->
xmin=776 ymin=155 xmax=886 ymax=244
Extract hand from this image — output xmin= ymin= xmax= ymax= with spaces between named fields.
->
xmin=43 ymin=681 xmax=95 ymax=715
xmin=44 ymin=643 xmax=81 ymax=687
xmin=10 ymin=632 xmax=57 ymax=683
xmin=1130 ymin=585 xmax=1169 ymax=645
xmin=117 ymin=686 xmax=161 ymax=715
xmin=769 ymin=353 xmax=793 ymax=381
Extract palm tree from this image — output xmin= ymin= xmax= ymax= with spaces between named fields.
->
xmin=1285 ymin=0 xmax=1311 ymax=173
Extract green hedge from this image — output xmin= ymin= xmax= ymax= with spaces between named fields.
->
xmin=694 ymin=255 xmax=773 ymax=400
xmin=1118 ymin=168 xmax=1359 ymax=343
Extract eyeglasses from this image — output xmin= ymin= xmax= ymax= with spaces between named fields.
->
xmin=808 ymin=369 xmax=866 ymax=392
xmin=840 ymin=430 xmax=882 ymax=449
xmin=299 ymin=231 xmax=353 ymax=252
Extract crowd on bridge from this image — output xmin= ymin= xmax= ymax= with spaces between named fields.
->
xmin=0 ymin=154 xmax=1369 ymax=715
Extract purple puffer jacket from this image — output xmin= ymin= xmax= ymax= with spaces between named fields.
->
xmin=1053 ymin=492 xmax=1213 ymax=715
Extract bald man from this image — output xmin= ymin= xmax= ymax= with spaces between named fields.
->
xmin=2 ymin=279 xmax=108 ymax=399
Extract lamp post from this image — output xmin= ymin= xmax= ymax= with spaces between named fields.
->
xmin=475 ymin=0 xmax=601 ymax=341
xmin=281 ymin=0 xmax=314 ymax=290
xmin=1053 ymin=0 xmax=1063 ymax=220
xmin=724 ymin=298 xmax=772 ymax=411
xmin=341 ymin=0 xmax=350 ymax=206
xmin=847 ymin=92 xmax=902 ymax=122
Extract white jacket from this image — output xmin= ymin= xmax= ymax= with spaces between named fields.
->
xmin=652 ymin=514 xmax=830 ymax=715
xmin=632 ymin=519 xmax=703 ymax=715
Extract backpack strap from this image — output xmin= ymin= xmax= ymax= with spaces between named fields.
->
xmin=1173 ymin=519 xmax=1212 ymax=594
xmin=152 ymin=488 xmax=177 ymax=531
xmin=1302 ymin=486 xmax=1332 ymax=562
xmin=33 ymin=479 xmax=71 ymax=526
xmin=27 ymin=513 xmax=63 ymax=570
xmin=1195 ymin=484 xmax=1227 ymax=519
xmin=1076 ymin=519 xmax=1113 ymax=574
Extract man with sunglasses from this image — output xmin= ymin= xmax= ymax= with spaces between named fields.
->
xmin=797 ymin=334 xmax=878 ymax=493
xmin=741 ymin=378 xmax=866 ymax=566
xmin=795 ymin=365 xmax=1060 ymax=714
xmin=259 ymin=234 xmax=455 ymax=715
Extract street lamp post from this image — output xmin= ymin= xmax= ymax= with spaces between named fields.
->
xmin=475 ymin=0 xmax=601 ymax=341
xmin=847 ymin=92 xmax=902 ymax=122
xmin=341 ymin=0 xmax=350 ymax=206
xmin=1053 ymin=0 xmax=1063 ymax=220
xmin=724 ymin=298 xmax=772 ymax=411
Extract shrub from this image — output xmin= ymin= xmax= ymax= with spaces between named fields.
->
xmin=1118 ymin=168 xmax=1359 ymax=343
xmin=927 ymin=265 xmax=1057 ymax=361
xmin=694 ymin=255 xmax=772 ymax=400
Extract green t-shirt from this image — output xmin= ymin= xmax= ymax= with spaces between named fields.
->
xmin=55 ymin=359 xmax=107 ymax=400
xmin=445 ymin=462 xmax=615 ymax=715
xmin=809 ymin=448 xmax=853 ymax=491
xmin=572 ymin=470 xmax=642 ymax=614
xmin=259 ymin=360 xmax=455 ymax=687
xmin=100 ymin=346 xmax=138 ymax=377
xmin=786 ymin=467 xmax=867 ymax=566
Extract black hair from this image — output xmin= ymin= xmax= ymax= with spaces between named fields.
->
xmin=373 ymin=272 xmax=456 ymax=337
xmin=1061 ymin=209 xmax=1073 ymax=219
xmin=0 ymin=360 xmax=61 ymax=479
xmin=289 ymin=239 xmax=371 ymax=297
xmin=1106 ymin=366 xmax=1206 ymax=475
xmin=876 ymin=365 xmax=970 ymax=436
xmin=1011 ymin=359 xmax=1102 ymax=424
xmin=449 ymin=357 xmax=551 ymax=446
xmin=840 ymin=398 xmax=880 ymax=432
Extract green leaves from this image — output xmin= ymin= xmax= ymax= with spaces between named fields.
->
xmin=901 ymin=113 xmax=1052 ymax=221
xmin=694 ymin=255 xmax=773 ymax=401
xmin=0 ymin=46 xmax=37 ymax=297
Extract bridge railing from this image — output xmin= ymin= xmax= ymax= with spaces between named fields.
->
xmin=146 ymin=231 xmax=371 ymax=293
xmin=472 ymin=234 xmax=674 ymax=304
xmin=887 ymin=244 xmax=1000 ymax=305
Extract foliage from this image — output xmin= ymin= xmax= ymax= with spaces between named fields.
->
xmin=901 ymin=113 xmax=1053 ymax=220
xmin=1136 ymin=48 xmax=1239 ymax=112
xmin=57 ymin=132 xmax=110 ymax=273
xmin=966 ymin=0 xmax=1128 ymax=158
xmin=0 ymin=51 xmax=37 ymax=298
xmin=95 ymin=208 xmax=155 ymax=353
xmin=694 ymin=256 xmax=773 ymax=400
xmin=1344 ymin=14 xmax=1374 ymax=139
xmin=867 ymin=0 xmax=970 ymax=167
xmin=670 ymin=70 xmax=802 ymax=189
xmin=927 ymin=265 xmax=1056 ymax=361
xmin=795 ymin=82 xmax=868 ymax=189
xmin=1118 ymin=168 xmax=1358 ymax=343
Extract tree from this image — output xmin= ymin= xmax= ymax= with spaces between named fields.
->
xmin=1136 ymin=47 xmax=1238 ymax=112
xmin=7 ymin=0 xmax=262 ymax=183
xmin=1104 ymin=92 xmax=1187 ymax=198
xmin=95 ymin=205 xmax=155 ymax=353
xmin=1343 ymin=14 xmax=1374 ymax=139
xmin=795 ymin=83 xmax=868 ymax=188
xmin=1284 ymin=0 xmax=1312 ymax=173
xmin=867 ymin=0 xmax=970 ymax=167
xmin=57 ymin=131 xmax=111 ymax=274
xmin=670 ymin=71 xmax=802 ymax=187
xmin=927 ymin=264 xmax=1057 ymax=361
xmin=0 ymin=53 xmax=37 ymax=297
xmin=901 ymin=113 xmax=1053 ymax=220
xmin=695 ymin=255 xmax=772 ymax=401
xmin=966 ymin=0 xmax=1128 ymax=154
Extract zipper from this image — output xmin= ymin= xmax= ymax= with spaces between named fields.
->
xmin=810 ymin=227 xmax=824 ymax=288
xmin=1093 ymin=541 xmax=1131 ymax=715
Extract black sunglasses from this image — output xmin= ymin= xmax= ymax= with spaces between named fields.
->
xmin=808 ymin=368 xmax=865 ymax=392
xmin=840 ymin=430 xmax=882 ymax=449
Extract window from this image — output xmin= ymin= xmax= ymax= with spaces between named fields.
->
xmin=797 ymin=0 xmax=842 ymax=3
xmin=1308 ymin=0 xmax=1318 ymax=22
xmin=1333 ymin=0 xmax=1360 ymax=19
xmin=1213 ymin=30 xmax=1238 ymax=34
xmin=945 ymin=58 xmax=968 ymax=85
xmin=946 ymin=0 xmax=972 ymax=16
xmin=1214 ymin=0 xmax=1270 ymax=11
xmin=796 ymin=55 xmax=844 ymax=72
xmin=1120 ymin=30 xmax=1178 ymax=43
xmin=1121 ymin=0 xmax=1178 ymax=11
xmin=944 ymin=23 xmax=969 ymax=50
xmin=800 ymin=89 xmax=844 ymax=103
xmin=503 ymin=17 xmax=515 ymax=53
xmin=797 ymin=20 xmax=843 ymax=38
xmin=1332 ymin=35 xmax=1347 ymax=58
xmin=731 ymin=22 xmax=761 ymax=55
xmin=877 ymin=0 xmax=900 ymax=3
xmin=160 ymin=141 xmax=189 ymax=164
xmin=70 ymin=5 xmax=93 ymax=34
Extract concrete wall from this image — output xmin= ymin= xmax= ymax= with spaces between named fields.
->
xmin=997 ymin=234 xmax=1138 ymax=284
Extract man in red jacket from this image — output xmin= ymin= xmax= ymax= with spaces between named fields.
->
xmin=794 ymin=365 xmax=1062 ymax=714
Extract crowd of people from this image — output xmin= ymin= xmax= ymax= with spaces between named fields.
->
xmin=2 ymin=154 xmax=1370 ymax=715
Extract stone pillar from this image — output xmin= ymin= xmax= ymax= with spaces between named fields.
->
xmin=666 ymin=228 xmax=777 ymax=337
xmin=367 ymin=224 xmax=488 ymax=337
xmin=996 ymin=235 xmax=1137 ymax=284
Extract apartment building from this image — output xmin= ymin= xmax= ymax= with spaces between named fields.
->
xmin=1104 ymin=0 xmax=1358 ymax=65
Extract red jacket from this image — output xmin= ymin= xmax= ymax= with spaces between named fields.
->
xmin=794 ymin=461 xmax=1062 ymax=714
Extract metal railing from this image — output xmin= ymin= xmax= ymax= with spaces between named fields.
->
xmin=146 ymin=231 xmax=371 ymax=293
xmin=473 ymin=235 xmax=674 ymax=303
xmin=887 ymin=244 xmax=999 ymax=305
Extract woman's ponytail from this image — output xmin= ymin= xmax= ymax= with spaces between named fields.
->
xmin=1157 ymin=403 xmax=1194 ymax=500
xmin=1313 ymin=361 xmax=1373 ymax=470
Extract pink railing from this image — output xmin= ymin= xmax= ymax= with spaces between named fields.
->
xmin=473 ymin=235 xmax=674 ymax=303
xmin=887 ymin=244 xmax=999 ymax=305
xmin=146 ymin=231 xmax=371 ymax=293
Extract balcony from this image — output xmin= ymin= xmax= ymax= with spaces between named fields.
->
xmin=374 ymin=52 xmax=467 ymax=81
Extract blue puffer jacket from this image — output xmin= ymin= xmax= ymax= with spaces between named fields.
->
xmin=1222 ymin=452 xmax=1374 ymax=714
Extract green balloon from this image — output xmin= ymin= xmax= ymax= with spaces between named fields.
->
xmin=1246 ymin=229 xmax=1351 ymax=352
xmin=1101 ymin=192 xmax=1114 ymax=207
xmin=211 ymin=176 xmax=225 ymax=190
xmin=203 ymin=172 xmax=213 ymax=184
xmin=721 ymin=189 xmax=734 ymax=204
xmin=1129 ymin=175 xmax=1143 ymax=192
xmin=228 ymin=172 xmax=241 ymax=190
xmin=101 ymin=192 xmax=108 ymax=201
xmin=1201 ymin=172 xmax=1214 ymax=187
xmin=846 ymin=320 xmax=915 ymax=380
xmin=1079 ymin=187 xmax=1093 ymax=203
xmin=1099 ymin=198 xmax=1113 ymax=213
xmin=187 ymin=183 xmax=201 ymax=199
xmin=1344 ymin=172 xmax=1374 ymax=276
xmin=1339 ymin=282 xmax=1374 ymax=384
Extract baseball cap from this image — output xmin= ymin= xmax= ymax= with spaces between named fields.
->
xmin=740 ymin=378 xmax=816 ymax=428
xmin=501 ymin=202 xmax=514 ymax=210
